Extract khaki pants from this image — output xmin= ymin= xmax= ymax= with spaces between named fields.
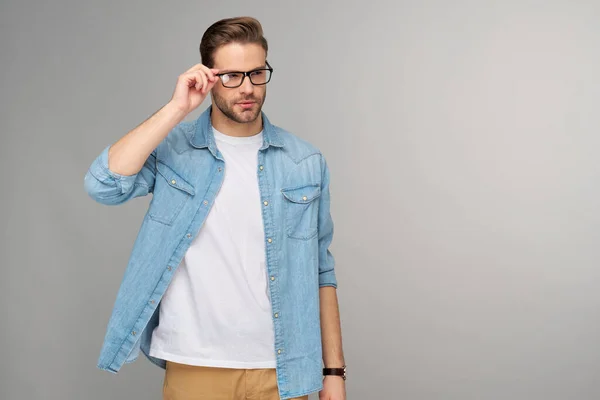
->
xmin=163 ymin=361 xmax=309 ymax=400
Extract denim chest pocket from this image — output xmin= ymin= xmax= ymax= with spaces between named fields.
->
xmin=148 ymin=161 xmax=195 ymax=225
xmin=281 ymin=184 xmax=321 ymax=240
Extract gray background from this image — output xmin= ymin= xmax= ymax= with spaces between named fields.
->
xmin=1 ymin=0 xmax=599 ymax=399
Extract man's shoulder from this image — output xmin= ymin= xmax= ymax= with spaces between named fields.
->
xmin=171 ymin=119 xmax=197 ymax=140
xmin=157 ymin=120 xmax=197 ymax=154
xmin=271 ymin=123 xmax=324 ymax=163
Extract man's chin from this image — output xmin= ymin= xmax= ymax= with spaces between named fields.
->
xmin=233 ymin=110 xmax=260 ymax=123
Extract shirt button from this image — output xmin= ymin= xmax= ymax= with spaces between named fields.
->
xmin=274 ymin=313 xmax=279 ymax=318
xmin=203 ymin=200 xmax=208 ymax=205
xmin=259 ymin=165 xmax=264 ymax=170
xmin=267 ymin=238 xmax=272 ymax=243
xmin=218 ymin=167 xmax=222 ymax=172
xmin=132 ymin=331 xmax=137 ymax=336
xmin=263 ymin=201 xmax=268 ymax=206
xmin=186 ymin=233 xmax=192 ymax=238
xmin=302 ymin=196 xmax=307 ymax=201
xmin=167 ymin=266 xmax=172 ymax=271
xmin=270 ymin=276 xmax=275 ymax=281
xmin=171 ymin=179 xmax=176 ymax=185
xmin=150 ymin=300 xmax=155 ymax=304
xmin=277 ymin=349 xmax=282 ymax=354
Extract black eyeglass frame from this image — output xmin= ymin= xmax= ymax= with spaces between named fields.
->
xmin=215 ymin=61 xmax=274 ymax=88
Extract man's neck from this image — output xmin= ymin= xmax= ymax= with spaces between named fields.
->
xmin=210 ymin=106 xmax=263 ymax=137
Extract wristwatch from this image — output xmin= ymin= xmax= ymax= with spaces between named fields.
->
xmin=323 ymin=365 xmax=346 ymax=380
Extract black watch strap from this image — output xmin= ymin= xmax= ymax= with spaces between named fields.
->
xmin=323 ymin=365 xmax=346 ymax=380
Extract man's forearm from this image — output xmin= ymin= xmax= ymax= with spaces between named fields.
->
xmin=320 ymin=286 xmax=345 ymax=367
xmin=108 ymin=102 xmax=187 ymax=176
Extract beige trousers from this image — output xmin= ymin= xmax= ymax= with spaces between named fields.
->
xmin=162 ymin=361 xmax=309 ymax=400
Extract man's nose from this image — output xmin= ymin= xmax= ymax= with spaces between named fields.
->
xmin=239 ymin=75 xmax=255 ymax=94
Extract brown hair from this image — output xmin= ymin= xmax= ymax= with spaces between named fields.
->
xmin=199 ymin=16 xmax=268 ymax=68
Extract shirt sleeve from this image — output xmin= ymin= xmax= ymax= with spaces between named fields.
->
xmin=317 ymin=153 xmax=337 ymax=288
xmin=83 ymin=145 xmax=157 ymax=205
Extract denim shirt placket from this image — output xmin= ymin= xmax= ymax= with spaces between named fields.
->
xmin=256 ymin=143 xmax=289 ymax=392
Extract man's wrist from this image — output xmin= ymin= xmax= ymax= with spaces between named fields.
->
xmin=163 ymin=101 xmax=189 ymax=122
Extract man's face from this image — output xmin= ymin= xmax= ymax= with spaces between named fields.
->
xmin=211 ymin=43 xmax=268 ymax=124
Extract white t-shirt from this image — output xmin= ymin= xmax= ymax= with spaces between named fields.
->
xmin=149 ymin=127 xmax=276 ymax=368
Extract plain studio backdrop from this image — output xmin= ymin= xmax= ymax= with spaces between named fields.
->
xmin=1 ymin=0 xmax=599 ymax=399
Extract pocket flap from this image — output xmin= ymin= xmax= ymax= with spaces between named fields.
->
xmin=156 ymin=161 xmax=195 ymax=195
xmin=281 ymin=184 xmax=321 ymax=204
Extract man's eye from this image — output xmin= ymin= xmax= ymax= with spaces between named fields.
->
xmin=226 ymin=73 xmax=240 ymax=78
xmin=250 ymin=70 xmax=264 ymax=76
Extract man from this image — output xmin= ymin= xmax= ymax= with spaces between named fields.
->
xmin=83 ymin=16 xmax=346 ymax=400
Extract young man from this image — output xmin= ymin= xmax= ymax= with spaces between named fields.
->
xmin=83 ymin=16 xmax=346 ymax=400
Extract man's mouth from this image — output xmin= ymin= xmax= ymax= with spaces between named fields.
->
xmin=237 ymin=100 xmax=256 ymax=109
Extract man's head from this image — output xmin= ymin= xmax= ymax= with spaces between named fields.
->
xmin=200 ymin=17 xmax=270 ymax=125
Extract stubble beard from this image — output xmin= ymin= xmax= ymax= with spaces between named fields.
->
xmin=212 ymin=91 xmax=266 ymax=124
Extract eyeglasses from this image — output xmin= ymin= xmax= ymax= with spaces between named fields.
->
xmin=216 ymin=61 xmax=274 ymax=88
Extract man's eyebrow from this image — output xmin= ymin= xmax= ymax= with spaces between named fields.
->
xmin=218 ymin=64 xmax=267 ymax=74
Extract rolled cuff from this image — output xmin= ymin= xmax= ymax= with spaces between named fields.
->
xmin=88 ymin=145 xmax=139 ymax=194
xmin=319 ymin=268 xmax=338 ymax=288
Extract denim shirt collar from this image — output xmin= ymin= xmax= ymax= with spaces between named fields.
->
xmin=189 ymin=105 xmax=284 ymax=154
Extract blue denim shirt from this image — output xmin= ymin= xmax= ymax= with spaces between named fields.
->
xmin=83 ymin=106 xmax=337 ymax=399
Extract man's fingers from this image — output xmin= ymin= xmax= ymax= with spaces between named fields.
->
xmin=177 ymin=64 xmax=219 ymax=98
xmin=179 ymin=72 xmax=195 ymax=89
xmin=185 ymin=63 xmax=204 ymax=73
xmin=200 ymin=71 xmax=209 ymax=92
xmin=200 ymin=65 xmax=218 ymax=81
xmin=181 ymin=70 xmax=207 ymax=91
xmin=205 ymin=78 xmax=218 ymax=93
xmin=184 ymin=64 xmax=219 ymax=80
